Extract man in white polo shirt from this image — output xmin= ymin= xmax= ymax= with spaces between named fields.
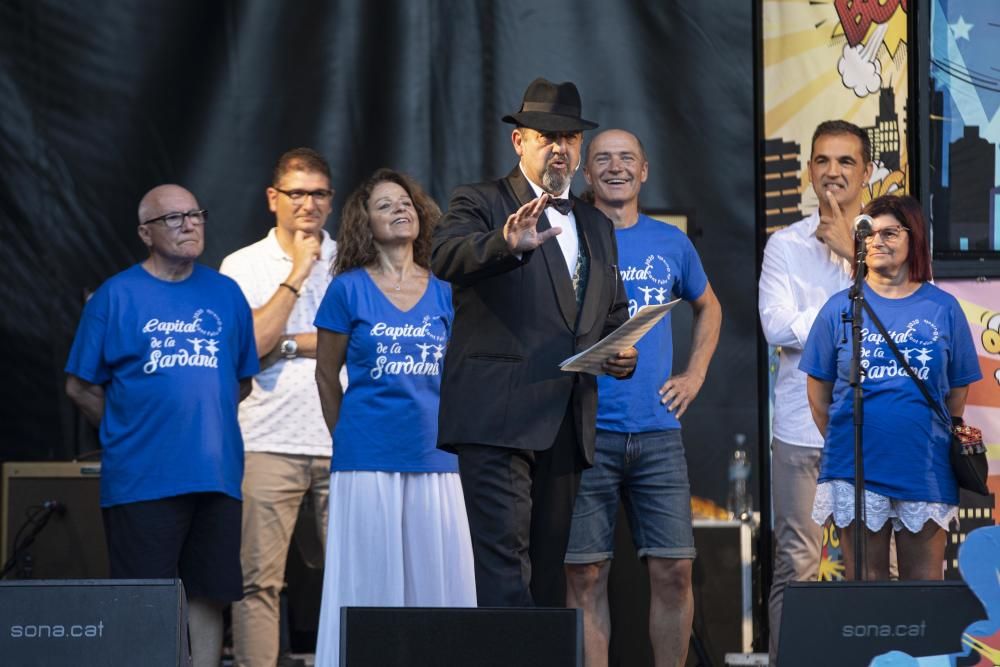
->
xmin=221 ymin=147 xmax=338 ymax=667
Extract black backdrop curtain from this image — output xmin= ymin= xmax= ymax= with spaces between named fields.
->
xmin=0 ymin=0 xmax=755 ymax=507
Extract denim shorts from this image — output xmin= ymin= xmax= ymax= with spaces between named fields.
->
xmin=565 ymin=429 xmax=696 ymax=562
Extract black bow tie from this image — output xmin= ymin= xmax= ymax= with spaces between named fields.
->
xmin=547 ymin=197 xmax=574 ymax=215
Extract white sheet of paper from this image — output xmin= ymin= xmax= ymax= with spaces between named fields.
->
xmin=559 ymin=300 xmax=679 ymax=375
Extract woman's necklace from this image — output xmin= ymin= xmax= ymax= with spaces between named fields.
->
xmin=378 ymin=267 xmax=402 ymax=291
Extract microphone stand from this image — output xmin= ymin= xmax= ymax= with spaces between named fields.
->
xmin=847 ymin=237 xmax=868 ymax=581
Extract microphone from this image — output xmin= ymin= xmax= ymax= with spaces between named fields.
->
xmin=854 ymin=214 xmax=874 ymax=239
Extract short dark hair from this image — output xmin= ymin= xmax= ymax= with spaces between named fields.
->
xmin=811 ymin=120 xmax=872 ymax=164
xmin=860 ymin=194 xmax=932 ymax=282
xmin=272 ymin=147 xmax=331 ymax=186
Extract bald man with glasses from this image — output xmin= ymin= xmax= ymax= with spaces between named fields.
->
xmin=220 ymin=147 xmax=340 ymax=667
xmin=66 ymin=184 xmax=258 ymax=667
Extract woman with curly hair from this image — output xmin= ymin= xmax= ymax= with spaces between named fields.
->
xmin=313 ymin=168 xmax=476 ymax=665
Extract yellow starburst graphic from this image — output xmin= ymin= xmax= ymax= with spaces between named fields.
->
xmin=961 ymin=633 xmax=1000 ymax=665
xmin=818 ymin=553 xmax=846 ymax=581
xmin=819 ymin=523 xmax=846 ymax=581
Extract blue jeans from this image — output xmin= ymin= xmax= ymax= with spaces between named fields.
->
xmin=565 ymin=429 xmax=696 ymax=562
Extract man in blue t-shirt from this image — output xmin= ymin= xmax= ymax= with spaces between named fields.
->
xmin=65 ymin=184 xmax=258 ymax=667
xmin=565 ymin=130 xmax=721 ymax=667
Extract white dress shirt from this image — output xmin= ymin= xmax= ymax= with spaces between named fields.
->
xmin=520 ymin=165 xmax=579 ymax=278
xmin=758 ymin=212 xmax=853 ymax=448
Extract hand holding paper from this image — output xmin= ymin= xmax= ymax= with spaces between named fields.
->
xmin=560 ymin=300 xmax=679 ymax=375
xmin=602 ymin=347 xmax=638 ymax=378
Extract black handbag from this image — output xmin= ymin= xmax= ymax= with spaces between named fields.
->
xmin=950 ymin=420 xmax=989 ymax=495
xmin=861 ymin=300 xmax=990 ymax=496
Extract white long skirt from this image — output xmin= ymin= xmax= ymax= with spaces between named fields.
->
xmin=313 ymin=471 xmax=477 ymax=667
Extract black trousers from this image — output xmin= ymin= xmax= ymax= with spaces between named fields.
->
xmin=456 ymin=407 xmax=584 ymax=608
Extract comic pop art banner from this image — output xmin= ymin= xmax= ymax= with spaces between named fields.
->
xmin=928 ymin=0 xmax=1000 ymax=256
xmin=937 ymin=279 xmax=1000 ymax=496
xmin=762 ymin=0 xmax=909 ymax=231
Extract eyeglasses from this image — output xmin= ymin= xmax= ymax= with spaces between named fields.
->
xmin=141 ymin=209 xmax=208 ymax=228
xmin=274 ymin=187 xmax=334 ymax=204
xmin=527 ymin=130 xmax=582 ymax=147
xmin=864 ymin=226 xmax=908 ymax=244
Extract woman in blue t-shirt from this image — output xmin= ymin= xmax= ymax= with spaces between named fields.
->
xmin=800 ymin=195 xmax=981 ymax=581
xmin=312 ymin=168 xmax=476 ymax=666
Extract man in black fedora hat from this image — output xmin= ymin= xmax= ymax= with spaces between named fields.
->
xmin=432 ymin=77 xmax=637 ymax=608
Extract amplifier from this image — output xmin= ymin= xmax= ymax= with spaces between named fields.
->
xmin=778 ymin=581 xmax=986 ymax=666
xmin=342 ymin=607 xmax=582 ymax=666
xmin=0 ymin=578 xmax=190 ymax=667
xmin=1 ymin=461 xmax=107 ymax=579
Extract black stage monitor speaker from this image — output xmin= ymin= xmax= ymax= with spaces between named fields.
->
xmin=1 ymin=461 xmax=107 ymax=579
xmin=0 ymin=578 xmax=190 ymax=667
xmin=342 ymin=607 xmax=583 ymax=667
xmin=778 ymin=581 xmax=986 ymax=666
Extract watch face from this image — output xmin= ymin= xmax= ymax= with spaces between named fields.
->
xmin=281 ymin=339 xmax=297 ymax=357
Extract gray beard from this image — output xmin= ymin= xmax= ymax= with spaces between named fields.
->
xmin=542 ymin=165 xmax=575 ymax=195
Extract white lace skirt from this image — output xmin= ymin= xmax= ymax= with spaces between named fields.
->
xmin=313 ymin=471 xmax=477 ymax=667
xmin=812 ymin=480 xmax=958 ymax=533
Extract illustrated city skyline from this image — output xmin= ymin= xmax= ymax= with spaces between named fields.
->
xmin=764 ymin=83 xmax=999 ymax=255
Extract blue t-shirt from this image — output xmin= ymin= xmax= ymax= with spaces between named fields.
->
xmin=314 ymin=269 xmax=457 ymax=472
xmin=799 ymin=282 xmax=982 ymax=505
xmin=65 ymin=264 xmax=258 ymax=507
xmin=597 ymin=214 xmax=708 ymax=432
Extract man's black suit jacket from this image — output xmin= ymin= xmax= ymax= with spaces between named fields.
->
xmin=431 ymin=167 xmax=630 ymax=465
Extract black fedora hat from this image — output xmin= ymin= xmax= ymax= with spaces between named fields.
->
xmin=502 ymin=78 xmax=599 ymax=132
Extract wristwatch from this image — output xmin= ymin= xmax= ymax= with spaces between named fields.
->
xmin=279 ymin=337 xmax=298 ymax=359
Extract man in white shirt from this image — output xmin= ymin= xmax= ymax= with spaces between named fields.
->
xmin=221 ymin=148 xmax=337 ymax=667
xmin=758 ymin=120 xmax=873 ymax=664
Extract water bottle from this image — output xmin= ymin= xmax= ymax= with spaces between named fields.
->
xmin=727 ymin=434 xmax=752 ymax=522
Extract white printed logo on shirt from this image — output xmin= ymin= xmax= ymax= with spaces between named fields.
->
xmin=369 ymin=314 xmax=446 ymax=380
xmin=859 ymin=319 xmax=940 ymax=383
xmin=620 ymin=254 xmax=673 ymax=317
xmin=141 ymin=309 xmax=223 ymax=374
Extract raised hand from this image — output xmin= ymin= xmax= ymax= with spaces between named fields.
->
xmin=503 ymin=194 xmax=562 ymax=253
xmin=816 ymin=190 xmax=856 ymax=260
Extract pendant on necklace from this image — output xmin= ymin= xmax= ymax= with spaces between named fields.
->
xmin=394 ymin=283 xmax=401 ymax=291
